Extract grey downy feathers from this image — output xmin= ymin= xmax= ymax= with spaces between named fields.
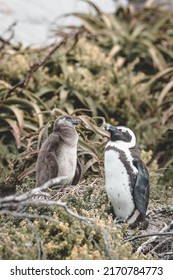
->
xmin=36 ymin=115 xmax=81 ymax=188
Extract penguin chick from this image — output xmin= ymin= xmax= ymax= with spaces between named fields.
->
xmin=36 ymin=115 xmax=81 ymax=187
xmin=104 ymin=124 xmax=149 ymax=229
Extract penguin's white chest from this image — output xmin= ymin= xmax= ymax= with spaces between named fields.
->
xmin=104 ymin=148 xmax=137 ymax=220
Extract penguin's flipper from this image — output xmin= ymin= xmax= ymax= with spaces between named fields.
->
xmin=46 ymin=152 xmax=59 ymax=179
xmin=71 ymin=158 xmax=82 ymax=185
xmin=133 ymin=160 xmax=150 ymax=215
xmin=36 ymin=140 xmax=53 ymax=187
xmin=36 ymin=162 xmax=50 ymax=187
xmin=45 ymin=134 xmax=60 ymax=179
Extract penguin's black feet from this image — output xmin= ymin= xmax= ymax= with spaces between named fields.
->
xmin=128 ymin=218 xmax=149 ymax=230
xmin=114 ymin=218 xmax=124 ymax=228
xmin=140 ymin=218 xmax=149 ymax=230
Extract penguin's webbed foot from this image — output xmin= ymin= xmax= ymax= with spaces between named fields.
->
xmin=128 ymin=217 xmax=149 ymax=230
xmin=113 ymin=218 xmax=124 ymax=228
xmin=140 ymin=218 xmax=149 ymax=230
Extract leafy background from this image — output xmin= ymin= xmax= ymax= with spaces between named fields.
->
xmin=0 ymin=1 xmax=173 ymax=259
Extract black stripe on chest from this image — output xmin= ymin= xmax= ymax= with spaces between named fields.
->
xmin=105 ymin=145 xmax=136 ymax=191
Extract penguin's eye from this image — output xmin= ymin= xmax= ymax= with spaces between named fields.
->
xmin=65 ymin=116 xmax=71 ymax=121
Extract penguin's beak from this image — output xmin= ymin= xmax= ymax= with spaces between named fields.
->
xmin=104 ymin=124 xmax=120 ymax=136
xmin=104 ymin=123 xmax=117 ymax=133
xmin=104 ymin=123 xmax=111 ymax=131
xmin=70 ymin=118 xmax=81 ymax=126
xmin=104 ymin=123 xmax=114 ymax=138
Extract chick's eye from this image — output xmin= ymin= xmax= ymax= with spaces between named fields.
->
xmin=65 ymin=117 xmax=71 ymax=121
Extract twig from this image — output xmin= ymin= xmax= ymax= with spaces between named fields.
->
xmin=99 ymin=227 xmax=113 ymax=260
xmin=149 ymin=237 xmax=173 ymax=256
xmin=157 ymin=251 xmax=173 ymax=258
xmin=0 ymin=36 xmax=12 ymax=49
xmin=135 ymin=222 xmax=173 ymax=256
xmin=17 ymin=199 xmax=94 ymax=224
xmin=0 ymin=176 xmax=94 ymax=225
xmin=0 ymin=209 xmax=52 ymax=221
xmin=0 ymin=176 xmax=67 ymax=208
xmin=0 ymin=22 xmax=16 ymax=50
xmin=26 ymin=219 xmax=45 ymax=260
xmin=122 ymin=231 xmax=173 ymax=244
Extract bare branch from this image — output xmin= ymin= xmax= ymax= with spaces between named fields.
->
xmin=0 ymin=210 xmax=52 ymax=221
xmin=0 ymin=176 xmax=66 ymax=208
xmin=122 ymin=231 xmax=173 ymax=244
xmin=121 ymin=219 xmax=173 ymax=260
xmin=0 ymin=176 xmax=94 ymax=225
xmin=0 ymin=22 xmax=16 ymax=50
xmin=99 ymin=227 xmax=113 ymax=260
xmin=158 ymin=251 xmax=173 ymax=258
xmin=26 ymin=219 xmax=45 ymax=259
xmin=12 ymin=199 xmax=93 ymax=224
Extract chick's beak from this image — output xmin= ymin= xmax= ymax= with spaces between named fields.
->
xmin=71 ymin=118 xmax=81 ymax=126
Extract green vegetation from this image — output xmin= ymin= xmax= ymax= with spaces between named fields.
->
xmin=0 ymin=2 xmax=173 ymax=259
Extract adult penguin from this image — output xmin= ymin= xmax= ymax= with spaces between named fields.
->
xmin=104 ymin=124 xmax=149 ymax=229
